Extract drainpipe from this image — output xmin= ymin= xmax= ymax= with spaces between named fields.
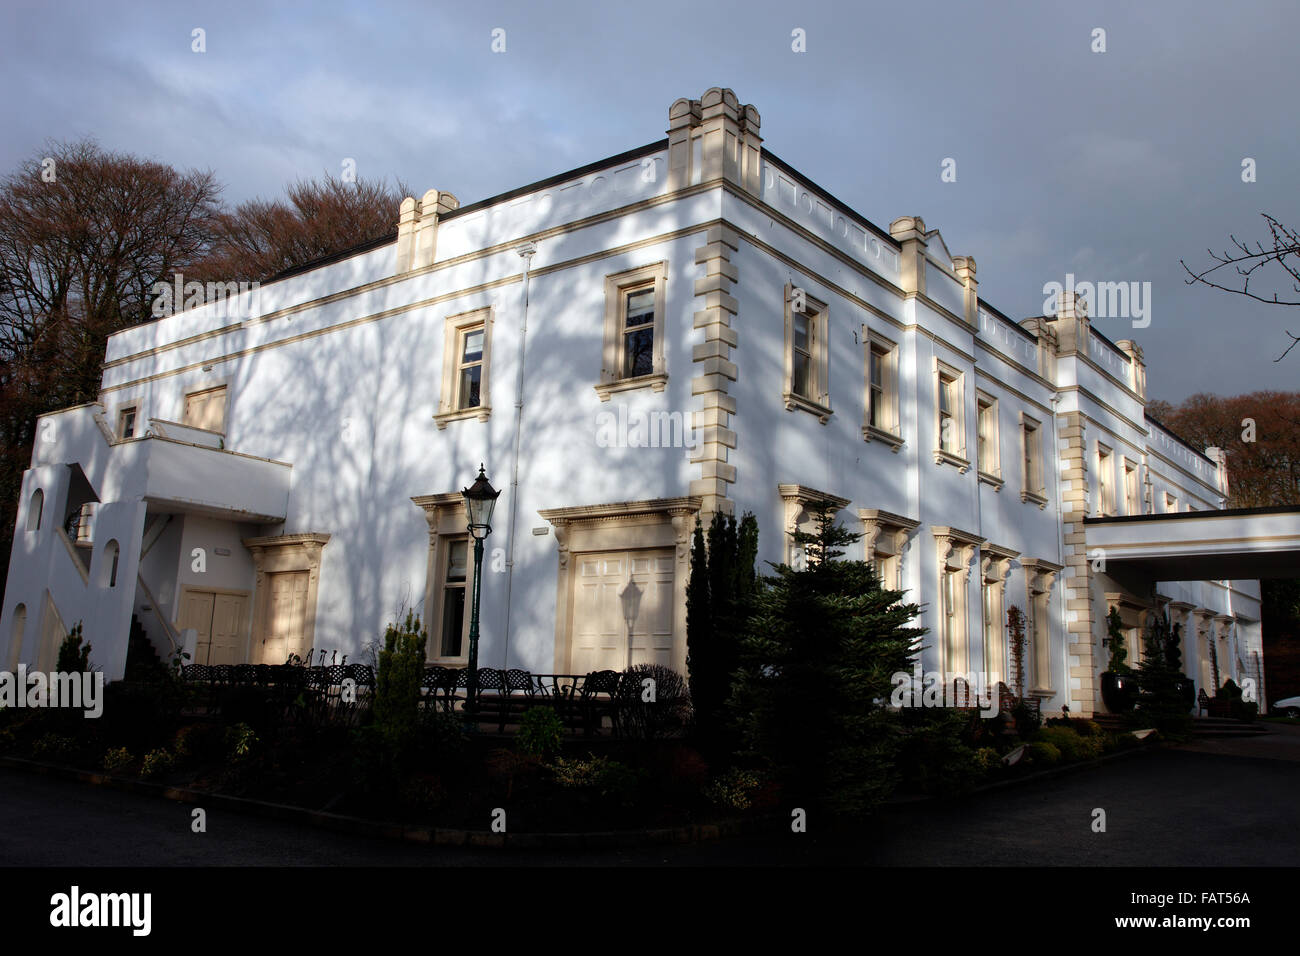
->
xmin=1051 ymin=394 xmax=1070 ymax=710
xmin=501 ymin=241 xmax=537 ymax=669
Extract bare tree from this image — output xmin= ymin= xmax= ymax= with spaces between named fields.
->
xmin=195 ymin=173 xmax=409 ymax=284
xmin=1181 ymin=213 xmax=1300 ymax=361
xmin=0 ymin=138 xmax=222 ymax=595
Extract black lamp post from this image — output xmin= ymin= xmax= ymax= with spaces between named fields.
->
xmin=461 ymin=464 xmax=499 ymax=716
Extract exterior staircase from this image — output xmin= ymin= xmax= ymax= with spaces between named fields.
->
xmin=1091 ymin=713 xmax=1269 ymax=738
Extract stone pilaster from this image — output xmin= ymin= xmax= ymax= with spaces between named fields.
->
xmin=690 ymin=223 xmax=741 ymax=519
xmin=1057 ymin=408 xmax=1098 ymax=715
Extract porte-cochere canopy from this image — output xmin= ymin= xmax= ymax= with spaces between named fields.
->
xmin=1084 ymin=506 xmax=1300 ymax=580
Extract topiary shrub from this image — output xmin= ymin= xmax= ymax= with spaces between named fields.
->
xmin=1026 ymin=741 xmax=1060 ymax=766
xmin=517 ymin=707 xmax=564 ymax=759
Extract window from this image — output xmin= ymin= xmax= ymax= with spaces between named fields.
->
xmin=980 ymin=547 xmax=1018 ymax=687
xmin=859 ymin=509 xmax=919 ymax=594
xmin=783 ymin=284 xmax=831 ymax=421
xmin=863 ymin=334 xmax=901 ymax=446
xmin=976 ymin=392 xmax=1001 ymax=484
xmin=932 ymin=526 xmax=982 ymax=676
xmin=436 ymin=307 xmax=493 ymax=428
xmin=1019 ymin=413 xmax=1046 ymax=506
xmin=933 ymin=360 xmax=966 ymax=469
xmin=1123 ymin=460 xmax=1140 ymax=515
xmin=183 ymin=385 xmax=227 ymax=433
xmin=438 ymin=537 xmax=469 ymax=658
xmin=26 ymin=489 xmax=42 ymax=532
xmin=1023 ymin=560 xmax=1061 ymax=694
xmin=100 ymin=539 xmax=120 ymax=589
xmin=779 ymin=484 xmax=850 ymax=568
xmin=413 ymin=494 xmax=474 ymax=663
xmin=1096 ymin=444 xmax=1114 ymax=516
xmin=598 ymin=262 xmax=668 ymax=400
xmin=117 ymin=406 xmax=138 ymax=440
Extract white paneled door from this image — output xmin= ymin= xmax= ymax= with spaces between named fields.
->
xmin=570 ymin=549 xmax=675 ymax=672
xmin=179 ymin=589 xmax=248 ymax=666
xmin=258 ymin=570 xmax=309 ymax=665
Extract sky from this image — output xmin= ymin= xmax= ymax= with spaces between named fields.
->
xmin=2 ymin=0 xmax=1297 ymax=402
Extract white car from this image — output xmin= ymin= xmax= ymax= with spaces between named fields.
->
xmin=1273 ymin=695 xmax=1300 ymax=718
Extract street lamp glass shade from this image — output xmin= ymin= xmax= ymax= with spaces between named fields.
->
xmin=461 ymin=464 xmax=500 ymax=538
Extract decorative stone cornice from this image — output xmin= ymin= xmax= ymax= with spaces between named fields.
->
xmin=857 ymin=509 xmax=919 ymax=562
xmin=932 ymin=525 xmax=984 ymax=573
xmin=538 ymin=496 xmax=702 ymax=529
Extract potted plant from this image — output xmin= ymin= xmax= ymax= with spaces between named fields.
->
xmin=1168 ymin=622 xmax=1196 ymax=710
xmin=1100 ymin=606 xmax=1137 ymax=713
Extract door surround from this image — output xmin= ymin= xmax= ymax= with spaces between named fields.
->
xmin=243 ymin=533 xmax=330 ymax=664
xmin=539 ymin=496 xmax=700 ymax=675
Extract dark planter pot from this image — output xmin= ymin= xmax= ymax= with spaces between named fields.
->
xmin=1174 ymin=678 xmax=1196 ymax=712
xmin=1100 ymin=672 xmax=1137 ymax=714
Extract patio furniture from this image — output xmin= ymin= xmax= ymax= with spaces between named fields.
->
xmin=494 ymin=668 xmax=537 ymax=732
xmin=1198 ymin=688 xmax=1232 ymax=717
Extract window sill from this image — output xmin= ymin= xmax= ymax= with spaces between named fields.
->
xmin=784 ymin=391 xmax=833 ymax=424
xmin=434 ymin=406 xmax=492 ymax=430
xmin=863 ymin=423 xmax=904 ymax=451
xmin=1020 ymin=489 xmax=1048 ymax=509
xmin=933 ymin=448 xmax=970 ymax=474
xmin=594 ymin=373 xmax=668 ymax=402
xmin=978 ymin=470 xmax=1004 ymax=490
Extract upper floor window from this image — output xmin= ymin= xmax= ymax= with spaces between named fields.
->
xmin=183 ymin=385 xmax=227 ymax=433
xmin=933 ymin=360 xmax=967 ymax=469
xmin=863 ymin=333 xmax=901 ymax=447
xmin=783 ymin=284 xmax=831 ymax=422
xmin=1020 ymin=413 xmax=1046 ymax=507
xmin=436 ymin=307 xmax=493 ymax=428
xmin=1123 ymin=459 xmax=1140 ymax=515
xmin=25 ymin=489 xmax=43 ymax=532
xmin=1096 ymin=444 xmax=1115 ymax=516
xmin=597 ymin=262 xmax=668 ymax=400
xmin=976 ymin=392 xmax=1001 ymax=485
xmin=117 ymin=406 xmax=138 ymax=440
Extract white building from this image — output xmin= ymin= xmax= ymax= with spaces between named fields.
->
xmin=4 ymin=88 xmax=1287 ymax=716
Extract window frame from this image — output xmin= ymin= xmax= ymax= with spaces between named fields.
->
xmin=412 ymin=493 xmax=473 ymax=665
xmin=596 ymin=262 xmax=668 ymax=401
xmin=1123 ymin=458 xmax=1140 ymax=515
xmin=435 ymin=306 xmax=494 ymax=428
xmin=782 ymin=283 xmax=832 ymax=423
xmin=932 ymin=359 xmax=968 ymax=471
xmin=1019 ymin=411 xmax=1047 ymax=507
xmin=975 ymin=390 xmax=1002 ymax=487
xmin=117 ymin=405 xmax=139 ymax=440
xmin=863 ymin=332 xmax=902 ymax=448
xmin=1096 ymin=442 xmax=1115 ymax=516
